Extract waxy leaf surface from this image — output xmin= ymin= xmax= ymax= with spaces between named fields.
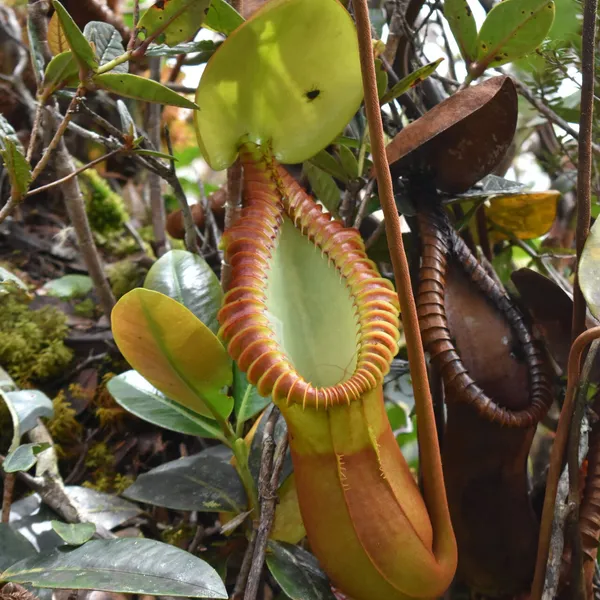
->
xmin=111 ymin=288 xmax=232 ymax=419
xmin=204 ymin=0 xmax=243 ymax=34
xmin=194 ymin=0 xmax=363 ymax=170
xmin=2 ymin=538 xmax=227 ymax=598
xmin=52 ymin=1 xmax=98 ymax=72
xmin=444 ymin=0 xmax=478 ymax=63
xmin=51 ymin=521 xmax=96 ymax=546
xmin=476 ymin=0 xmax=555 ymax=69
xmin=137 ymin=0 xmax=211 ymax=47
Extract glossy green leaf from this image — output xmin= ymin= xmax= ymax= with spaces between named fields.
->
xmin=43 ymin=51 xmax=79 ymax=93
xmin=380 ymin=58 xmax=444 ymax=105
xmin=0 ymin=524 xmax=37 ymax=572
xmin=2 ymin=538 xmax=228 ymax=598
xmin=111 ymin=288 xmax=232 ymax=419
xmin=108 ymin=370 xmax=222 ymax=438
xmin=145 ymin=39 xmax=217 ymax=57
xmin=3 ymin=443 xmax=50 ymax=473
xmin=475 ymin=0 xmax=555 ymax=69
xmin=83 ymin=22 xmax=128 ymax=74
xmin=51 ymin=1 xmax=98 ymax=72
xmin=43 ymin=274 xmax=93 ymax=299
xmin=579 ymin=216 xmax=600 ymax=320
xmin=123 ymin=448 xmax=247 ymax=512
xmin=144 ymin=249 xmax=222 ymax=334
xmin=266 ymin=541 xmax=336 ymax=600
xmin=308 ymin=150 xmax=348 ymax=183
xmin=1 ymin=389 xmax=54 ymax=452
xmin=444 ymin=0 xmax=478 ymax=63
xmin=0 ymin=138 xmax=31 ymax=201
xmin=137 ymin=0 xmax=211 ymax=47
xmin=204 ymin=0 xmax=243 ymax=35
xmin=93 ymin=74 xmax=198 ymax=109
xmin=303 ymin=162 xmax=340 ymax=215
xmin=194 ymin=0 xmax=363 ymax=170
xmin=337 ymin=145 xmax=359 ymax=180
xmin=51 ymin=521 xmax=96 ymax=546
xmin=374 ymin=58 xmax=388 ymax=100
xmin=232 ymin=363 xmax=270 ymax=425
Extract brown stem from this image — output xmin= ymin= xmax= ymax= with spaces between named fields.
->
xmin=26 ymin=102 xmax=44 ymax=163
xmin=572 ymin=0 xmax=598 ymax=341
xmin=1 ymin=472 xmax=15 ymax=523
xmin=532 ymin=327 xmax=600 ymax=600
xmin=25 ymin=149 xmax=121 ymax=199
xmin=353 ymin=0 xmax=456 ymax=571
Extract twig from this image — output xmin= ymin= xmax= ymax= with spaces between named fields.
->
xmin=147 ymin=57 xmax=169 ymax=258
xmin=25 ymin=149 xmax=121 ymax=199
xmin=515 ymin=80 xmax=600 ymax=157
xmin=164 ymin=127 xmax=199 ymax=254
xmin=26 ymin=102 xmax=44 ymax=162
xmin=29 ymin=90 xmax=84 ymax=185
xmin=231 ymin=531 xmax=257 ymax=600
xmin=1 ymin=473 xmax=15 ymax=523
xmin=352 ymin=178 xmax=375 ymax=229
xmin=244 ymin=409 xmax=286 ymax=600
xmin=127 ymin=0 xmax=140 ymax=51
xmin=532 ymin=327 xmax=600 ymax=600
xmin=572 ymin=0 xmax=598 ymax=341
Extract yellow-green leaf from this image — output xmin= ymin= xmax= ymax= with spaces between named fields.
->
xmin=380 ymin=59 xmax=443 ymax=106
xmin=0 ymin=138 xmax=31 ymax=201
xmin=137 ymin=0 xmax=211 ymax=47
xmin=93 ymin=73 xmax=198 ymax=109
xmin=444 ymin=0 xmax=478 ymax=64
xmin=579 ymin=216 xmax=600 ymax=320
xmin=475 ymin=0 xmax=555 ymax=70
xmin=51 ymin=0 xmax=98 ymax=72
xmin=204 ymin=0 xmax=244 ymax=35
xmin=47 ymin=11 xmax=69 ymax=56
xmin=111 ymin=288 xmax=233 ymax=419
xmin=43 ymin=51 xmax=79 ymax=94
xmin=486 ymin=191 xmax=559 ymax=242
xmin=194 ymin=0 xmax=363 ymax=170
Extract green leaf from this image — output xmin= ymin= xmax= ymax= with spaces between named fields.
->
xmin=111 ymin=288 xmax=233 ymax=419
xmin=303 ymin=162 xmax=340 ymax=214
xmin=3 ymin=443 xmax=51 ymax=473
xmin=579 ymin=216 xmax=600 ymax=320
xmin=0 ymin=266 xmax=27 ymax=292
xmin=0 ymin=138 xmax=32 ymax=200
xmin=123 ymin=448 xmax=247 ymax=512
xmin=43 ymin=51 xmax=79 ymax=93
xmin=51 ymin=521 xmax=96 ymax=546
xmin=232 ymin=363 xmax=270 ymax=425
xmin=137 ymin=0 xmax=211 ymax=47
xmin=51 ymin=1 xmax=98 ymax=72
xmin=0 ymin=389 xmax=54 ymax=452
xmin=308 ymin=150 xmax=348 ymax=183
xmin=43 ymin=274 xmax=93 ymax=299
xmin=144 ymin=249 xmax=222 ymax=334
xmin=145 ymin=39 xmax=217 ymax=57
xmin=83 ymin=22 xmax=128 ymax=74
xmin=133 ymin=149 xmax=178 ymax=161
xmin=374 ymin=58 xmax=388 ymax=100
xmin=108 ymin=370 xmax=223 ymax=438
xmin=93 ymin=73 xmax=198 ymax=109
xmin=444 ymin=0 xmax=478 ymax=63
xmin=0 ymin=116 xmax=23 ymax=151
xmin=117 ymin=99 xmax=137 ymax=137
xmin=194 ymin=0 xmax=363 ymax=170
xmin=2 ymin=538 xmax=228 ymax=598
xmin=337 ymin=145 xmax=359 ymax=180
xmin=475 ymin=0 xmax=555 ymax=69
xmin=266 ymin=541 xmax=336 ymax=600
xmin=203 ymin=0 xmax=243 ymax=35
xmin=380 ymin=58 xmax=444 ymax=105
xmin=0 ymin=524 xmax=37 ymax=572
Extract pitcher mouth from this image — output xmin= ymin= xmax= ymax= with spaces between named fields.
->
xmin=218 ymin=145 xmax=400 ymax=409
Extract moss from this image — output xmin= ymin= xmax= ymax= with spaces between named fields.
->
xmin=0 ymin=285 xmax=73 ymax=386
xmin=106 ymin=261 xmax=148 ymax=299
xmin=73 ymin=298 xmax=97 ymax=318
xmin=77 ymin=166 xmax=128 ymax=236
xmin=83 ymin=441 xmax=133 ymax=493
xmin=161 ymin=523 xmax=196 ymax=548
xmin=47 ymin=388 xmax=84 ymax=452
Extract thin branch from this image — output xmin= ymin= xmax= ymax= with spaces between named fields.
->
xmin=532 ymin=327 xmax=600 ymax=600
xmin=572 ymin=0 xmax=598 ymax=340
xmin=26 ymin=102 xmax=44 ymax=162
xmin=25 ymin=149 xmax=121 ymax=199
xmin=1 ymin=473 xmax=15 ymax=523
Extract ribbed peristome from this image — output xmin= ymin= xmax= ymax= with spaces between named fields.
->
xmin=217 ymin=143 xmax=400 ymax=409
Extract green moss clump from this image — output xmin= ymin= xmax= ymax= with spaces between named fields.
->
xmin=107 ymin=260 xmax=148 ymax=299
xmin=0 ymin=286 xmax=73 ymax=386
xmin=77 ymin=167 xmax=128 ymax=236
xmin=73 ymin=298 xmax=97 ymax=318
xmin=47 ymin=388 xmax=84 ymax=454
